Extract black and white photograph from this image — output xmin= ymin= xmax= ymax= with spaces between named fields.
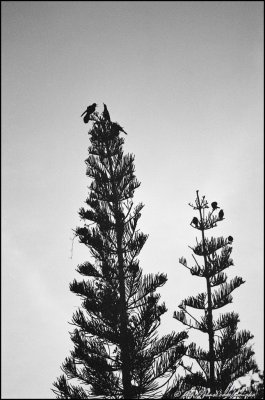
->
xmin=2 ymin=1 xmax=264 ymax=399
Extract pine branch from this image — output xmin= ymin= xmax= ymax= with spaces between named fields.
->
xmin=211 ymin=276 xmax=245 ymax=309
xmin=212 ymin=312 xmax=240 ymax=332
xmin=180 ymin=291 xmax=207 ymax=310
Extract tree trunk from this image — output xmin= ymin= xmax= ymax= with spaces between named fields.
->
xmin=196 ymin=190 xmax=216 ymax=394
xmin=106 ymin=141 xmax=133 ymax=399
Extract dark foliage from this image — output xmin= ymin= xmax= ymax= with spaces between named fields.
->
xmin=52 ymin=105 xmax=188 ymax=399
xmin=169 ymin=191 xmax=258 ymax=398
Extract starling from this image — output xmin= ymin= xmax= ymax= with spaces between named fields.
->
xmin=191 ymin=217 xmax=199 ymax=227
xmin=227 ymin=236 xmax=233 ymax=243
xmin=219 ymin=209 xmax=224 ymax=220
xmin=80 ymin=103 xmax=97 ymax=123
xmin=112 ymin=122 xmax=127 ymax=135
xmin=211 ymin=202 xmax=220 ymax=210
xmin=103 ymin=103 xmax=111 ymax=121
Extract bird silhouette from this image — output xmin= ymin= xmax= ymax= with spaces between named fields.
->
xmin=81 ymin=103 xmax=97 ymax=123
xmin=112 ymin=122 xmax=127 ymax=135
xmin=219 ymin=209 xmax=224 ymax=220
xmin=227 ymin=236 xmax=233 ymax=244
xmin=103 ymin=103 xmax=111 ymax=121
xmin=211 ymin=202 xmax=220 ymax=210
xmin=191 ymin=217 xmax=199 ymax=227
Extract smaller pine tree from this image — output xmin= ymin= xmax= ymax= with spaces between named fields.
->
xmin=170 ymin=190 xmax=258 ymax=397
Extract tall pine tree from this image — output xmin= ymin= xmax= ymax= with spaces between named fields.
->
xmin=52 ymin=105 xmax=188 ymax=399
xmin=171 ymin=190 xmax=258 ymax=397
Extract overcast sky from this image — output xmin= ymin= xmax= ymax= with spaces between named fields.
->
xmin=2 ymin=1 xmax=263 ymax=398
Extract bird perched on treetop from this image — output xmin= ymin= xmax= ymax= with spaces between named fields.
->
xmin=219 ymin=209 xmax=224 ymax=220
xmin=102 ymin=103 xmax=111 ymax=122
xmin=211 ymin=202 xmax=220 ymax=210
xmin=81 ymin=103 xmax=97 ymax=123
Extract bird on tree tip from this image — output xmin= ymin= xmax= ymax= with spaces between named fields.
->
xmin=219 ymin=209 xmax=224 ymax=220
xmin=211 ymin=202 xmax=220 ymax=210
xmin=102 ymin=103 xmax=111 ymax=122
xmin=81 ymin=103 xmax=97 ymax=123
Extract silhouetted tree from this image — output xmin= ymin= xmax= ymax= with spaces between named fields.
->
xmin=52 ymin=105 xmax=188 ymax=399
xmin=169 ymin=190 xmax=258 ymax=397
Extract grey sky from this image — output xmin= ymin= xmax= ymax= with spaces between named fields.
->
xmin=2 ymin=1 xmax=263 ymax=398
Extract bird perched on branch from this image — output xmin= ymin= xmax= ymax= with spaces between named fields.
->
xmin=112 ymin=122 xmax=127 ymax=135
xmin=103 ymin=103 xmax=111 ymax=121
xmin=191 ymin=217 xmax=199 ymax=227
xmin=81 ymin=103 xmax=97 ymax=123
xmin=219 ymin=209 xmax=224 ymax=220
xmin=211 ymin=202 xmax=220 ymax=210
xmin=227 ymin=236 xmax=233 ymax=244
